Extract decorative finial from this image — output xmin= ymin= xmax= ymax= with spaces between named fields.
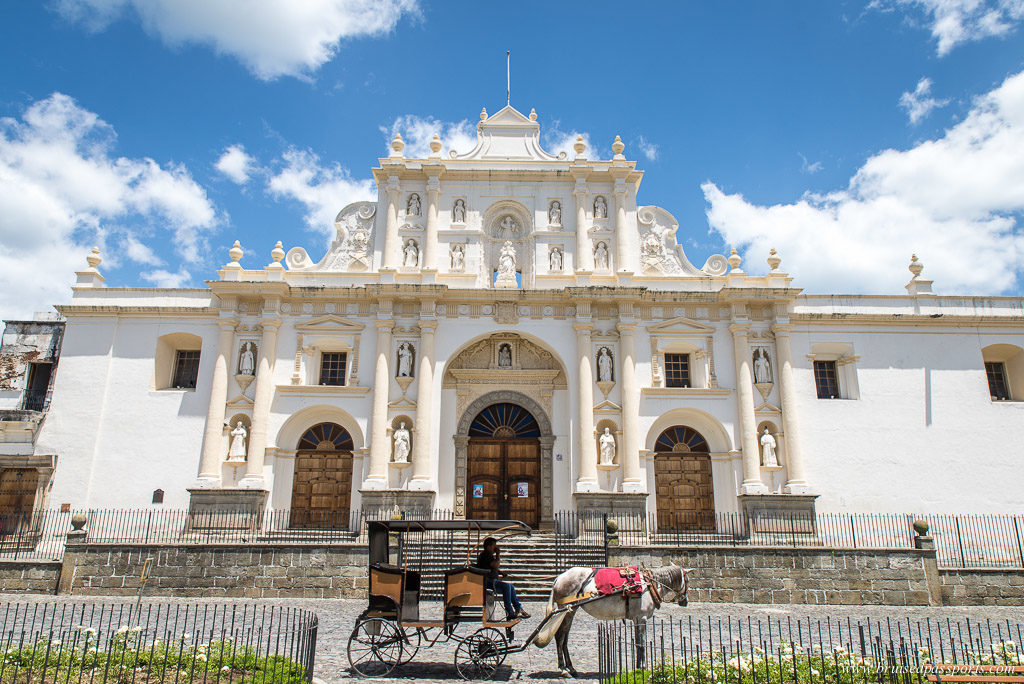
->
xmin=480 ymin=107 xmax=488 ymax=121
xmin=86 ymin=246 xmax=102 ymax=270
xmin=767 ymin=247 xmax=781 ymax=272
xmin=271 ymin=241 xmax=285 ymax=263
xmin=727 ymin=247 xmax=742 ymax=272
xmin=612 ymin=135 xmax=625 ymax=158
xmin=573 ymin=135 xmax=586 ymax=157
xmin=529 ymin=108 xmax=537 ymax=121
xmin=390 ymin=133 xmax=404 ymax=156
xmin=429 ymin=133 xmax=442 ymax=156
xmin=229 ymin=240 xmax=243 ymax=263
xmin=908 ymin=254 xmax=923 ymax=278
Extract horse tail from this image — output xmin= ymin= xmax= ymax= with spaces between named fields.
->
xmin=532 ymin=571 xmax=567 ymax=649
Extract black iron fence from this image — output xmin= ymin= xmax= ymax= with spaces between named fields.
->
xmin=0 ymin=601 xmax=318 ymax=683
xmin=0 ymin=508 xmax=71 ymax=560
xmin=598 ymin=615 xmax=1024 ymax=682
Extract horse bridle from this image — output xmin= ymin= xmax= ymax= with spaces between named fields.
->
xmin=641 ymin=565 xmax=688 ymax=604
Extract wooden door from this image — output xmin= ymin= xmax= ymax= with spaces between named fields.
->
xmin=467 ymin=441 xmax=503 ymax=521
xmin=505 ymin=441 xmax=540 ymax=528
xmin=467 ymin=440 xmax=540 ymax=528
xmin=0 ymin=468 xmax=38 ymax=514
xmin=654 ymin=454 xmax=715 ymax=530
xmin=290 ymin=451 xmax=352 ymax=528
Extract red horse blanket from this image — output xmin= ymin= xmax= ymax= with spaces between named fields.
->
xmin=594 ymin=566 xmax=644 ymax=596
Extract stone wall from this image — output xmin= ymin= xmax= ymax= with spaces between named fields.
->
xmin=60 ymin=544 xmax=368 ymax=598
xmin=939 ymin=569 xmax=1024 ymax=606
xmin=610 ymin=546 xmax=934 ymax=605
xmin=0 ymin=559 xmax=60 ymax=593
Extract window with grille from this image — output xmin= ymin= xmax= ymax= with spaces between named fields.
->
xmin=172 ymin=350 xmax=201 ymax=389
xmin=813 ymin=360 xmax=840 ymax=399
xmin=664 ymin=353 xmax=691 ymax=388
xmin=319 ymin=352 xmax=348 ymax=386
xmin=986 ymin=361 xmax=1010 ymax=400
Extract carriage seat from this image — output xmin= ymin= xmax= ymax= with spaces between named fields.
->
xmin=368 ymin=562 xmax=421 ymax=621
xmin=443 ymin=566 xmax=497 ymax=622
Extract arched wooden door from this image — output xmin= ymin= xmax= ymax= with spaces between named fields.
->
xmin=0 ymin=468 xmax=38 ymax=513
xmin=290 ymin=423 xmax=354 ymax=528
xmin=653 ymin=426 xmax=715 ymax=530
xmin=467 ymin=403 xmax=541 ymax=528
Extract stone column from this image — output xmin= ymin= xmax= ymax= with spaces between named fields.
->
xmin=197 ymin=317 xmax=236 ymax=484
xmin=730 ymin=322 xmax=766 ymax=494
xmin=773 ymin=323 xmax=809 ymax=493
xmin=410 ymin=318 xmax=436 ymax=490
xmin=574 ymin=182 xmax=592 ymax=272
xmin=423 ymin=177 xmax=439 ymax=271
xmin=618 ymin=320 xmax=643 ymax=492
xmin=381 ymin=176 xmax=401 ymax=269
xmin=364 ymin=318 xmax=393 ymax=489
xmin=575 ymin=322 xmax=598 ymax=491
xmin=242 ymin=312 xmax=280 ymax=487
xmin=614 ymin=182 xmax=629 ymax=272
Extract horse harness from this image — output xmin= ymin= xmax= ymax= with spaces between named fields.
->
xmin=557 ymin=566 xmax=662 ymax=611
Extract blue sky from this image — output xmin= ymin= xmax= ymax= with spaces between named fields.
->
xmin=2 ymin=0 xmax=1024 ymax=317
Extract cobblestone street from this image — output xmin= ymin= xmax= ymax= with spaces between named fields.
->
xmin=4 ymin=594 xmax=1024 ymax=683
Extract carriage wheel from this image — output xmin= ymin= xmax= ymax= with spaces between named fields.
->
xmin=397 ymin=626 xmax=421 ymax=665
xmin=347 ymin=617 xmax=403 ymax=677
xmin=454 ymin=627 xmax=508 ymax=680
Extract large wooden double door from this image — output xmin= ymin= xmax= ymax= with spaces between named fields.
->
xmin=653 ymin=425 xmax=715 ymax=530
xmin=290 ymin=422 xmax=353 ymax=528
xmin=467 ymin=440 xmax=541 ymax=528
xmin=0 ymin=468 xmax=38 ymax=514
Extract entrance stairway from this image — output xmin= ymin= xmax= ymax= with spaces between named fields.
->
xmin=398 ymin=532 xmax=606 ymax=602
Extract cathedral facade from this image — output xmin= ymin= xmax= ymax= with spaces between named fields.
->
xmin=30 ymin=105 xmax=1024 ymax=526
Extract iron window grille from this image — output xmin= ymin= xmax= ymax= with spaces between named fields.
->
xmin=172 ymin=350 xmax=200 ymax=389
xmin=319 ymin=352 xmax=348 ymax=386
xmin=813 ymin=360 xmax=840 ymax=399
xmin=664 ymin=353 xmax=691 ymax=388
xmin=985 ymin=361 xmax=1010 ymax=400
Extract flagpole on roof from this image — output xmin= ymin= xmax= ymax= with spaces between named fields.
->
xmin=506 ymin=50 xmax=510 ymax=106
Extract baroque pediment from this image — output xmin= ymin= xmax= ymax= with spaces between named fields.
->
xmin=647 ymin=316 xmax=716 ymax=335
xmin=450 ymin=106 xmax=566 ymax=162
xmin=443 ymin=333 xmax=567 ymax=388
xmin=295 ymin=314 xmax=365 ymax=333
xmin=285 ymin=201 xmax=376 ymax=273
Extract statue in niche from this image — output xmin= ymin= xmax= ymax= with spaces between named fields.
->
xmin=760 ymin=427 xmax=779 ymax=467
xmin=599 ymin=427 xmax=616 ymax=465
xmin=228 ymin=422 xmax=247 ymax=461
xmin=407 ymin=193 xmax=421 ymax=217
xmin=594 ymin=196 xmax=608 ymax=219
xmin=594 ymin=241 xmax=610 ymax=270
xmin=549 ymin=246 xmax=563 ymax=272
xmin=404 ymin=239 xmax=419 ymax=267
xmin=500 ymin=215 xmax=519 ymax=238
xmin=753 ymin=348 xmax=772 ymax=384
xmin=597 ymin=347 xmax=614 ymax=382
xmin=450 ymin=243 xmax=465 ymax=271
xmin=498 ymin=241 xmax=516 ymax=278
xmin=397 ymin=342 xmax=414 ymax=377
xmin=393 ymin=422 xmax=411 ymax=463
xmin=453 ymin=199 xmax=466 ymax=223
xmin=498 ymin=343 xmax=512 ymax=367
xmin=238 ymin=342 xmax=256 ymax=375
xmin=549 ymin=201 xmax=561 ymax=225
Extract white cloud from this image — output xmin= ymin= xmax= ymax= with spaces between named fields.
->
xmin=874 ymin=0 xmax=1024 ymax=54
xmin=141 ymin=267 xmax=191 ymax=288
xmin=124 ymin=235 xmax=162 ymax=265
xmin=637 ymin=136 xmax=659 ymax=161
xmin=215 ymin=144 xmax=256 ymax=184
xmin=900 ymin=77 xmax=951 ymax=124
xmin=544 ymin=128 xmax=594 ymax=160
xmin=381 ymin=115 xmax=476 ymax=158
xmin=55 ymin=0 xmax=419 ymax=80
xmin=702 ymin=68 xmax=1024 ymax=295
xmin=266 ymin=148 xmax=375 ymax=242
xmin=799 ymin=153 xmax=824 ymax=174
xmin=0 ymin=92 xmax=219 ymax=318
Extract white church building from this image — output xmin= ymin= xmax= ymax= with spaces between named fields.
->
xmin=24 ymin=105 xmax=1024 ymax=528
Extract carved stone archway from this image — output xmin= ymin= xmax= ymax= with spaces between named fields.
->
xmin=454 ymin=390 xmax=554 ymax=525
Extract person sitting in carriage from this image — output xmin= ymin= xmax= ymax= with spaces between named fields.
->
xmin=475 ymin=537 xmax=531 ymax=620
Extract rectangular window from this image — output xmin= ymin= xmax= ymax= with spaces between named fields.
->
xmin=22 ymin=362 xmax=53 ymax=411
xmin=814 ymin=360 xmax=840 ymax=399
xmin=319 ymin=352 xmax=348 ymax=386
xmin=172 ymin=350 xmax=201 ymax=389
xmin=986 ymin=361 xmax=1010 ymax=400
xmin=664 ymin=353 xmax=691 ymax=388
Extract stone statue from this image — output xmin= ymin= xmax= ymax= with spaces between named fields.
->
xmin=549 ymin=246 xmax=563 ymax=272
xmin=599 ymin=427 xmax=616 ymax=465
xmin=642 ymin=230 xmax=662 ymax=258
xmin=238 ymin=342 xmax=255 ymax=375
xmin=450 ymin=243 xmax=464 ymax=271
xmin=754 ymin=349 xmax=772 ymax=384
xmin=453 ymin=199 xmax=466 ymax=223
xmin=393 ymin=422 xmax=411 ymax=463
xmin=498 ymin=344 xmax=512 ymax=367
xmin=594 ymin=196 xmax=607 ymax=219
xmin=761 ymin=427 xmax=778 ymax=467
xmin=498 ymin=241 xmax=516 ymax=278
xmin=397 ymin=343 xmax=413 ymax=377
xmin=228 ymin=422 xmax=247 ymax=461
xmin=597 ymin=347 xmax=613 ymax=382
xmin=404 ymin=239 xmax=419 ymax=267
xmin=500 ymin=215 xmax=518 ymax=237
xmin=594 ymin=241 xmax=609 ymax=270
xmin=407 ymin=194 xmax=421 ymax=217
xmin=549 ymin=201 xmax=561 ymax=225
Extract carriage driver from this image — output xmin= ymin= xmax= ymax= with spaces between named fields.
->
xmin=475 ymin=537 xmax=531 ymax=620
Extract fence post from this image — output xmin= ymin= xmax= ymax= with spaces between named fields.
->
xmin=913 ymin=520 xmax=942 ymax=606
xmin=56 ymin=513 xmax=87 ymax=595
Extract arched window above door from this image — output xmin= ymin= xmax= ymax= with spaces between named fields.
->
xmin=297 ymin=422 xmax=354 ymax=451
xmin=468 ymin=403 xmax=540 ymax=439
xmin=654 ymin=426 xmax=710 ymax=453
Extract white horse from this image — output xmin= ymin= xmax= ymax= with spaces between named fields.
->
xmin=535 ymin=564 xmax=689 ymax=677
